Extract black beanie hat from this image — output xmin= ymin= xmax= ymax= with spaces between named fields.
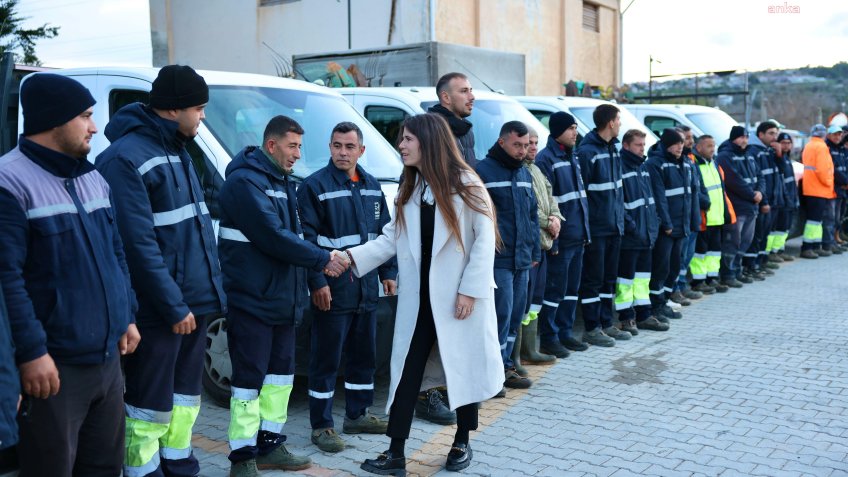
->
xmin=150 ymin=65 xmax=209 ymax=110
xmin=660 ymin=128 xmax=684 ymax=148
xmin=21 ymin=73 xmax=96 ymax=136
xmin=729 ymin=125 xmax=748 ymax=142
xmin=777 ymin=132 xmax=792 ymax=142
xmin=549 ymin=111 xmax=576 ymax=139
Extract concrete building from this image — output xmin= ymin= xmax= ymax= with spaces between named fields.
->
xmin=149 ymin=0 xmax=621 ymax=95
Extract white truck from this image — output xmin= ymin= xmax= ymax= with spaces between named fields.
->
xmin=622 ymin=103 xmax=739 ymax=141
xmin=0 ymin=54 xmax=404 ymax=406
xmin=514 ymin=96 xmax=658 ymax=150
xmin=338 ymin=87 xmax=551 ymax=155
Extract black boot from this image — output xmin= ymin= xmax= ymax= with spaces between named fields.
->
xmin=445 ymin=443 xmax=473 ymax=472
xmin=361 ymin=450 xmax=407 ymax=476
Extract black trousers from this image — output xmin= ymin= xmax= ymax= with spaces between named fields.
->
xmin=385 ymin=295 xmax=477 ymax=440
xmin=579 ymin=235 xmax=621 ymax=331
xmin=650 ymin=234 xmax=684 ymax=310
xmin=17 ymin=357 xmax=124 ymax=477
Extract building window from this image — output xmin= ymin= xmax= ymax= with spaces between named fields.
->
xmin=260 ymin=0 xmax=299 ymax=6
xmin=582 ymin=2 xmax=599 ymax=32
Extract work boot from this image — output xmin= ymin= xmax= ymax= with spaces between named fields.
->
xmin=343 ymin=412 xmax=388 ymax=435
xmin=582 ymin=329 xmax=615 ymax=347
xmin=539 ymin=340 xmax=569 ymax=359
xmin=311 ymin=428 xmax=345 ymax=453
xmin=682 ymin=288 xmax=703 ymax=300
xmin=561 ymin=336 xmax=589 ymax=352
xmin=801 ymin=249 xmax=819 ymax=259
xmin=520 ymin=320 xmax=556 ymax=364
xmin=692 ymin=282 xmax=716 ymax=294
xmin=658 ymin=305 xmax=682 ymax=320
xmin=779 ymin=252 xmax=795 ymax=261
xmin=415 ymin=389 xmax=456 ymax=425
xmin=619 ymin=319 xmax=639 ymax=336
xmin=604 ymin=326 xmax=631 ymax=340
xmin=706 ymin=279 xmax=729 ymax=293
xmin=511 ymin=327 xmax=529 ymax=377
xmin=744 ymin=270 xmax=765 ymax=281
xmin=768 ymin=253 xmax=784 ymax=263
xmin=757 ymin=268 xmax=773 ymax=277
xmin=667 ymin=299 xmax=683 ymax=310
xmin=764 ymin=261 xmax=779 ymax=270
xmin=230 ymin=459 xmax=260 ymax=477
xmin=669 ymin=291 xmax=691 ymax=306
xmin=737 ymin=274 xmax=754 ymax=284
xmin=817 ymin=248 xmax=833 ymax=257
xmin=831 ymin=247 xmax=844 ymax=255
xmin=494 ymin=387 xmax=506 ymax=398
xmin=656 ymin=314 xmax=670 ymax=324
xmin=720 ymin=278 xmax=743 ymax=288
xmin=636 ymin=317 xmax=669 ymax=332
xmin=504 ymin=368 xmax=532 ymax=389
xmin=257 ymin=445 xmax=312 ymax=471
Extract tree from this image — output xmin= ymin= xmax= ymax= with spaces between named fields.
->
xmin=0 ymin=0 xmax=59 ymax=65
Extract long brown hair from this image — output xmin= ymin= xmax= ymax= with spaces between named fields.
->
xmin=394 ymin=113 xmax=499 ymax=251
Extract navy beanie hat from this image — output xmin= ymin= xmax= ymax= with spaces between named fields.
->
xmin=729 ymin=125 xmax=748 ymax=142
xmin=21 ymin=73 xmax=96 ymax=136
xmin=660 ymin=128 xmax=684 ymax=148
xmin=549 ymin=111 xmax=576 ymax=139
xmin=150 ymin=65 xmax=209 ymax=110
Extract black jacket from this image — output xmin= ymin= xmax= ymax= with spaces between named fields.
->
xmin=575 ymin=129 xmax=625 ymax=237
xmin=428 ymin=104 xmax=477 ymax=168
xmin=476 ymin=143 xmax=541 ymax=269
xmin=715 ymin=140 xmax=763 ymax=216
xmin=620 ymin=149 xmax=659 ymax=250
xmin=534 ymin=136 xmax=590 ymax=250
xmin=218 ymin=147 xmax=330 ymax=325
xmin=645 ymin=146 xmax=695 ymax=238
xmin=97 ymin=103 xmax=226 ymax=325
xmin=297 ymin=160 xmax=397 ymax=314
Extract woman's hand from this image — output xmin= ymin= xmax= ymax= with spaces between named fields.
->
xmin=454 ymin=293 xmax=475 ymax=320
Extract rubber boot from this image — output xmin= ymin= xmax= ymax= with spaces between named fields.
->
xmin=512 ymin=325 xmax=529 ymax=377
xmin=519 ymin=319 xmax=556 ymax=365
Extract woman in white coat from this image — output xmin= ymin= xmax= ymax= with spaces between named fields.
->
xmin=339 ymin=113 xmax=503 ymax=475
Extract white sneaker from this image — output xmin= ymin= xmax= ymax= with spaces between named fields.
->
xmin=667 ymin=300 xmax=682 ymax=310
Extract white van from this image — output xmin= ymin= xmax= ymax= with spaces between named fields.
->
xmin=623 ymin=104 xmax=739 ymax=142
xmin=339 ymin=87 xmax=551 ymax=156
xmin=13 ymin=67 xmax=404 ymax=405
xmin=515 ymin=96 xmax=658 ymax=150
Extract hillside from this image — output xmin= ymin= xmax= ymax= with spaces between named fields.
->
xmin=625 ymin=62 xmax=848 ymax=130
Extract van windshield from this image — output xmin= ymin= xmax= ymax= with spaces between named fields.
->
xmin=686 ymin=111 xmax=739 ymax=142
xmin=421 ymin=98 xmax=550 ymax=160
xmin=204 ymin=86 xmax=402 ymax=180
xmin=570 ymin=106 xmax=658 ymax=150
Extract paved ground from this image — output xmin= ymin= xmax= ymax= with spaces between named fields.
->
xmin=193 ymin=238 xmax=848 ymax=476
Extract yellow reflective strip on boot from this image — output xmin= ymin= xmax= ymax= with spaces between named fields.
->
xmin=229 ymin=388 xmax=261 ymax=450
xmin=614 ymin=279 xmax=634 ymax=310
xmin=259 ymin=375 xmax=294 ymax=433
xmin=124 ymin=409 xmax=170 ymax=477
xmin=522 ymin=310 xmax=539 ymax=326
xmin=159 ymin=394 xmax=201 ymax=460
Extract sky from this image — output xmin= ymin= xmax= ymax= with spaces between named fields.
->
xmin=13 ymin=0 xmax=848 ymax=82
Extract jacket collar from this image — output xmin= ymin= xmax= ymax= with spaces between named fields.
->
xmin=487 ymin=142 xmax=524 ymax=170
xmin=545 ymin=135 xmax=572 ymax=158
xmin=620 ymin=148 xmax=645 ymax=168
xmin=428 ymin=104 xmax=473 ymax=137
xmin=18 ymin=136 xmax=95 ymax=179
xmin=326 ymin=158 xmax=365 ymax=185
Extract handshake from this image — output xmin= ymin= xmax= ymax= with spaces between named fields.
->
xmin=324 ymin=250 xmax=352 ymax=277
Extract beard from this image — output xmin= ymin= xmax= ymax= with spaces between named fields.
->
xmin=54 ymin=130 xmax=91 ymax=159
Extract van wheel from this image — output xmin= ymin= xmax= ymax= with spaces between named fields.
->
xmin=203 ymin=316 xmax=232 ymax=408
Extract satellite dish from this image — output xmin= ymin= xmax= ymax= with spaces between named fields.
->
xmin=828 ymin=112 xmax=848 ymax=127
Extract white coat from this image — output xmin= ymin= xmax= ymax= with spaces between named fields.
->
xmin=348 ymin=175 xmax=503 ymax=413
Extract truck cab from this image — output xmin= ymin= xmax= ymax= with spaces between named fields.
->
xmin=2 ymin=57 xmax=403 ymax=406
xmin=515 ymin=96 xmax=658 ymax=150
xmin=339 ymin=87 xmax=551 ymax=155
